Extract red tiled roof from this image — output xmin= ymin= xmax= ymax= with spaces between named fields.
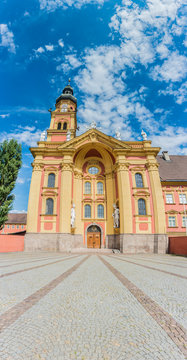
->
xmin=157 ymin=155 xmax=187 ymax=181
xmin=6 ymin=213 xmax=27 ymax=224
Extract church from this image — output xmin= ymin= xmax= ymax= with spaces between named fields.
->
xmin=25 ymin=83 xmax=187 ymax=253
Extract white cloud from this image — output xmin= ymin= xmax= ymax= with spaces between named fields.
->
xmin=57 ymin=53 xmax=82 ymax=72
xmin=151 ymin=52 xmax=187 ymax=82
xmin=39 ymin=0 xmax=106 ymax=12
xmin=0 ymin=24 xmax=16 ymax=53
xmin=45 ymin=44 xmax=54 ymax=51
xmin=17 ymin=177 xmax=25 ymax=184
xmin=0 ymin=114 xmax=10 ymax=118
xmin=1 ymin=126 xmax=42 ymax=146
xmin=151 ymin=126 xmax=187 ymax=155
xmin=159 ymin=82 xmax=187 ymax=104
xmin=35 ymin=46 xmax=45 ymax=54
xmin=58 ymin=39 xmax=64 ymax=48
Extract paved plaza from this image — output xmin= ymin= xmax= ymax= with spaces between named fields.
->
xmin=0 ymin=252 xmax=186 ymax=360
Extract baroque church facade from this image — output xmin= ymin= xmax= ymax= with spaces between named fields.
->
xmin=25 ymin=84 xmax=187 ymax=253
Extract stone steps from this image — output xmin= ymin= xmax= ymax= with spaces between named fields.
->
xmin=70 ymin=248 xmax=115 ymax=254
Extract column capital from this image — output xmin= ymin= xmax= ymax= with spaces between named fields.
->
xmin=146 ymin=162 xmax=159 ymax=171
xmin=115 ymin=162 xmax=130 ymax=172
xmin=32 ymin=163 xmax=44 ymax=172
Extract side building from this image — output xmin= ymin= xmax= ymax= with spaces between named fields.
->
xmin=25 ymin=84 xmax=187 ymax=253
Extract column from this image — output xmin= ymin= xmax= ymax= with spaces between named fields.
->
xmin=27 ymin=163 xmax=43 ymax=232
xmin=73 ymin=170 xmax=83 ymax=234
xmin=115 ymin=157 xmax=133 ymax=234
xmin=105 ymin=172 xmax=115 ymax=235
xmin=59 ymin=153 xmax=74 ymax=233
xmin=147 ymin=162 xmax=166 ymax=233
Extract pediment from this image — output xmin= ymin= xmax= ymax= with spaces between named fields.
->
xmin=58 ymin=129 xmax=131 ymax=152
xmin=166 ymin=210 xmax=178 ymax=214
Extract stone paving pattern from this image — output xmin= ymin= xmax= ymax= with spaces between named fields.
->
xmin=0 ymin=252 xmax=186 ymax=360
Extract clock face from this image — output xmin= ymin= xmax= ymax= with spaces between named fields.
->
xmin=61 ymin=104 xmax=68 ymax=112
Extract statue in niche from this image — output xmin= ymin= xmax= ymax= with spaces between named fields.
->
xmin=112 ymin=204 xmax=120 ymax=228
xmin=141 ymin=129 xmax=147 ymax=140
xmin=40 ymin=130 xmax=46 ymax=141
xmin=66 ymin=130 xmax=71 ymax=141
xmin=71 ymin=204 xmax=76 ymax=227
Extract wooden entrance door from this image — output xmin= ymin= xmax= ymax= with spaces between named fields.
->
xmin=87 ymin=232 xmax=101 ymax=248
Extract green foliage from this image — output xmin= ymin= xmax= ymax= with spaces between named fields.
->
xmin=0 ymin=139 xmax=22 ymax=229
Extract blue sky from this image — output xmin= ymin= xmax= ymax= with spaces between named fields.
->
xmin=0 ymin=0 xmax=187 ymax=212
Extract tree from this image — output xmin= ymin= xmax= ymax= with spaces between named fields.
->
xmin=0 ymin=139 xmax=22 ymax=229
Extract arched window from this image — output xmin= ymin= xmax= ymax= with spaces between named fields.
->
xmin=57 ymin=122 xmax=61 ymax=130
xmin=85 ymin=204 xmax=91 ymax=218
xmin=63 ymin=122 xmax=67 ymax=130
xmin=85 ymin=182 xmax=91 ymax=194
xmin=138 ymin=199 xmax=146 ymax=215
xmin=46 ymin=198 xmax=54 ymax=215
xmin=97 ymin=204 xmax=104 ymax=218
xmin=97 ymin=182 xmax=103 ymax=194
xmin=47 ymin=173 xmax=55 ymax=188
xmin=135 ymin=173 xmax=143 ymax=188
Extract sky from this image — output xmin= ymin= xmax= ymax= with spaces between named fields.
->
xmin=0 ymin=0 xmax=187 ymax=213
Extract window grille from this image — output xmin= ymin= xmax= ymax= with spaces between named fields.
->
xmin=138 ymin=198 xmax=146 ymax=215
xmin=57 ymin=122 xmax=61 ymax=130
xmin=85 ymin=182 xmax=91 ymax=194
xmin=48 ymin=173 xmax=55 ymax=188
xmin=135 ymin=173 xmax=143 ymax=188
xmin=85 ymin=204 xmax=91 ymax=218
xmin=166 ymin=194 xmax=173 ymax=204
xmin=179 ymin=194 xmax=187 ymax=204
xmin=46 ymin=198 xmax=54 ymax=215
xmin=168 ymin=216 xmax=176 ymax=227
xmin=63 ymin=122 xmax=67 ymax=130
xmin=97 ymin=204 xmax=104 ymax=218
xmin=97 ymin=182 xmax=103 ymax=194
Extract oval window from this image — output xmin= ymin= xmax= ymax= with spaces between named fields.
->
xmin=88 ymin=166 xmax=99 ymax=175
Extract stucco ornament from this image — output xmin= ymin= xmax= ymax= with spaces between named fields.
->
xmin=71 ymin=204 xmax=76 ymax=227
xmin=141 ymin=129 xmax=147 ymax=140
xmin=115 ymin=129 xmax=121 ymax=140
xmin=40 ymin=130 xmax=47 ymax=141
xmin=112 ymin=204 xmax=120 ymax=228
xmin=66 ymin=130 xmax=71 ymax=141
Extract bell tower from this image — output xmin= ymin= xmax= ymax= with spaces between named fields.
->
xmin=47 ymin=80 xmax=77 ymax=142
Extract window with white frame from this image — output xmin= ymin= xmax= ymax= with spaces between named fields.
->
xmin=168 ymin=216 xmax=176 ymax=227
xmin=166 ymin=194 xmax=174 ymax=204
xmin=85 ymin=182 xmax=91 ymax=194
xmin=97 ymin=204 xmax=104 ymax=218
xmin=84 ymin=204 xmax=91 ymax=218
xmin=97 ymin=182 xmax=103 ymax=194
xmin=182 ymin=216 xmax=187 ymax=227
xmin=179 ymin=194 xmax=187 ymax=204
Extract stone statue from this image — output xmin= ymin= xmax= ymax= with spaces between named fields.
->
xmin=66 ymin=130 xmax=71 ymax=141
xmin=115 ymin=129 xmax=121 ymax=140
xmin=112 ymin=204 xmax=120 ymax=228
xmin=40 ymin=130 xmax=46 ymax=141
xmin=85 ymin=121 xmax=101 ymax=130
xmin=141 ymin=129 xmax=147 ymax=140
xmin=71 ymin=204 xmax=75 ymax=227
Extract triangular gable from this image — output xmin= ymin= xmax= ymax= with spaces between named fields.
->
xmin=58 ymin=129 xmax=131 ymax=151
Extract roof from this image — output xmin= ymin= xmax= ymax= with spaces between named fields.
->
xmin=157 ymin=155 xmax=187 ymax=181
xmin=6 ymin=213 xmax=27 ymax=224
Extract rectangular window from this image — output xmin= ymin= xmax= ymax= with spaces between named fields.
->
xmin=16 ymin=225 xmax=19 ymax=229
xmin=179 ymin=194 xmax=187 ymax=204
xmin=21 ymin=225 xmax=24 ymax=229
xmin=168 ymin=216 xmax=176 ymax=227
xmin=12 ymin=225 xmax=15 ymax=229
xmin=165 ymin=194 xmax=173 ymax=204
xmin=7 ymin=225 xmax=10 ymax=229
xmin=182 ymin=216 xmax=187 ymax=227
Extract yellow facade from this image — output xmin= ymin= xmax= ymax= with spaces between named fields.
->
xmin=26 ymin=84 xmax=169 ymax=253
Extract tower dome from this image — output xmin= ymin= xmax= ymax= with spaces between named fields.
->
xmin=56 ymin=80 xmax=77 ymax=105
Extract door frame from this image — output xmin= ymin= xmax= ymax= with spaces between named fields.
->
xmin=85 ymin=223 xmax=103 ymax=248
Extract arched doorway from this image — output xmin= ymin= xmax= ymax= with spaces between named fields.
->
xmin=87 ymin=225 xmax=101 ymax=249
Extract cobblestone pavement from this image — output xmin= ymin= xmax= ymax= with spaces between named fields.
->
xmin=0 ymin=252 xmax=186 ymax=360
